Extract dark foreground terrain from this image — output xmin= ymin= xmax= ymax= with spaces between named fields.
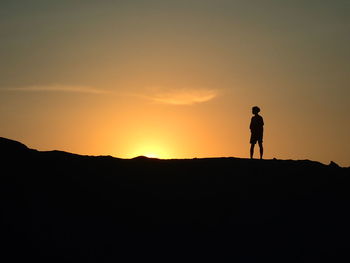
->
xmin=1 ymin=137 xmax=349 ymax=262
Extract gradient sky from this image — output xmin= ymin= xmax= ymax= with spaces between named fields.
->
xmin=1 ymin=0 xmax=349 ymax=166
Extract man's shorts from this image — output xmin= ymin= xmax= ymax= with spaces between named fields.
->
xmin=250 ymin=132 xmax=263 ymax=144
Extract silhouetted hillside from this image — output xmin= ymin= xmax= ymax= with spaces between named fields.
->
xmin=0 ymin=137 xmax=349 ymax=262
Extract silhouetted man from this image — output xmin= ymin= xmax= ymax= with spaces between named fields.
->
xmin=250 ymin=106 xmax=264 ymax=159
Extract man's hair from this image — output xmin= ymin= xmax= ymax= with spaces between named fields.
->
xmin=252 ymin=106 xmax=260 ymax=114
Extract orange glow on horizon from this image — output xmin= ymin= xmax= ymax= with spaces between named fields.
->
xmin=126 ymin=140 xmax=173 ymax=159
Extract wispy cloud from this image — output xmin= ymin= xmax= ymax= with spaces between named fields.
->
xmin=147 ymin=87 xmax=218 ymax=105
xmin=1 ymin=84 xmax=218 ymax=105
xmin=1 ymin=84 xmax=110 ymax=94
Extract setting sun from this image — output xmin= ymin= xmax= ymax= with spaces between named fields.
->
xmin=126 ymin=140 xmax=173 ymax=159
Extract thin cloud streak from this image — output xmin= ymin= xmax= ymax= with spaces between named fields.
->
xmin=148 ymin=88 xmax=218 ymax=105
xmin=1 ymin=84 xmax=110 ymax=94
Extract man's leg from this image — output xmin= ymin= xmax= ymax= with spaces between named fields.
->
xmin=258 ymin=141 xmax=263 ymax=159
xmin=250 ymin=143 xmax=255 ymax=159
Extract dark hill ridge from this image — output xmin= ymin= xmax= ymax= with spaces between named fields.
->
xmin=0 ymin=137 xmax=349 ymax=262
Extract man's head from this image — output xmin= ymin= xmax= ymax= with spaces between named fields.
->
xmin=252 ymin=106 xmax=260 ymax=115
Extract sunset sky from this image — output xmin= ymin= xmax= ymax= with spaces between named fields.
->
xmin=1 ymin=0 xmax=349 ymax=166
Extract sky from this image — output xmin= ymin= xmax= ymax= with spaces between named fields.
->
xmin=0 ymin=0 xmax=349 ymax=166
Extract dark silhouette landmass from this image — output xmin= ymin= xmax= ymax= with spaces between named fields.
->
xmin=0 ymin=137 xmax=349 ymax=262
